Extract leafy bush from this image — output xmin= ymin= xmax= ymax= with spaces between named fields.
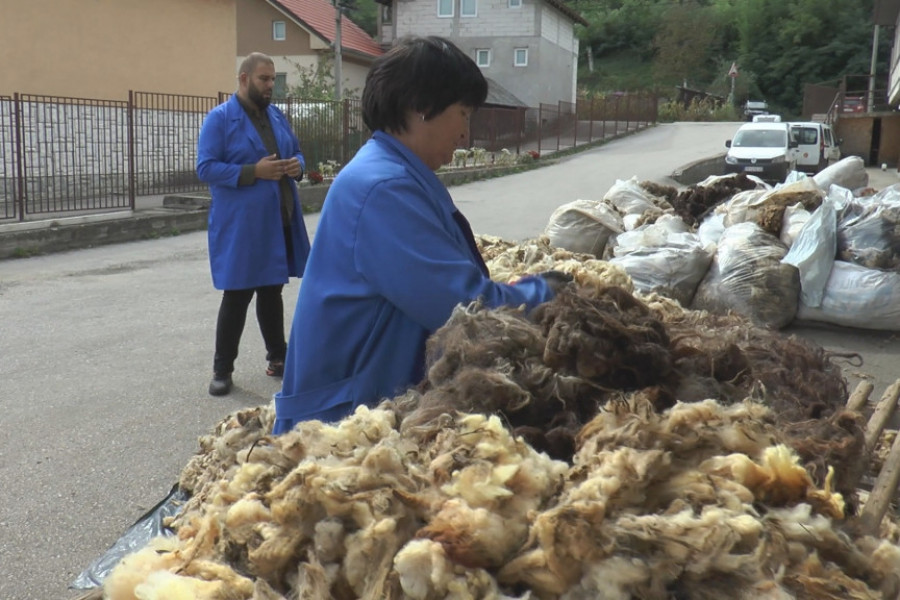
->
xmin=658 ymin=97 xmax=739 ymax=122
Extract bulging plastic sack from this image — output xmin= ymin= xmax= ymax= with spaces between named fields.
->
xmin=780 ymin=203 xmax=811 ymax=248
xmin=602 ymin=176 xmax=671 ymax=216
xmin=544 ymin=199 xmax=623 ymax=258
xmin=813 ymin=156 xmax=869 ymax=193
xmin=610 ymin=220 xmax=713 ymax=306
xmin=781 ymin=197 xmax=837 ymax=308
xmin=836 ymin=185 xmax=900 ymax=270
xmin=719 ymin=178 xmax=823 ymax=236
xmin=691 ymin=222 xmax=800 ymax=329
xmin=796 ymin=261 xmax=900 ymax=330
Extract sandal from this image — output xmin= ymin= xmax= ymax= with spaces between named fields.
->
xmin=266 ymin=361 xmax=284 ymax=377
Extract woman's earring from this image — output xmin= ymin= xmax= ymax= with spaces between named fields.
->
xmin=419 ymin=113 xmax=425 ymax=122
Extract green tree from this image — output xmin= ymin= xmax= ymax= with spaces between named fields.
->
xmin=288 ymin=53 xmax=361 ymax=101
xmin=342 ymin=0 xmax=378 ymax=37
xmin=651 ymin=1 xmax=720 ymax=87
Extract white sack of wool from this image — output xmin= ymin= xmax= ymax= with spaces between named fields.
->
xmin=780 ymin=202 xmax=811 ymax=248
xmin=544 ymin=199 xmax=623 ymax=257
xmin=691 ymin=221 xmax=800 ymax=329
xmin=837 ymin=185 xmax=900 ymax=270
xmin=814 ymin=155 xmax=869 ymax=193
xmin=609 ymin=218 xmax=714 ymax=306
xmin=781 ymin=196 xmax=837 ymax=308
xmin=602 ymin=176 xmax=673 ymax=217
xmin=697 ymin=212 xmax=726 ymax=247
xmin=796 ymin=260 xmax=900 ymax=330
xmin=718 ymin=178 xmax=823 ymax=236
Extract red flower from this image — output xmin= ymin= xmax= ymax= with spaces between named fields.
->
xmin=528 ymin=150 xmax=540 ymax=160
xmin=308 ymin=171 xmax=324 ymax=184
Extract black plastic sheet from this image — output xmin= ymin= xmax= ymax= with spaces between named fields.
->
xmin=70 ymin=483 xmax=188 ymax=590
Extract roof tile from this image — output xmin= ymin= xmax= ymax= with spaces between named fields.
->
xmin=275 ymin=0 xmax=384 ymax=59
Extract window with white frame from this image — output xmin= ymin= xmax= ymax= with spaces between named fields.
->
xmin=461 ymin=0 xmax=477 ymax=17
xmin=509 ymin=0 xmax=522 ymax=7
xmin=475 ymin=49 xmax=491 ymax=67
xmin=273 ymin=21 xmax=286 ymax=41
xmin=437 ymin=0 xmax=453 ymax=17
xmin=381 ymin=4 xmax=393 ymax=24
xmin=274 ymin=73 xmax=287 ymax=99
xmin=514 ymin=48 xmax=528 ymax=66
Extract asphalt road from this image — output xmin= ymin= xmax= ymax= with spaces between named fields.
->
xmin=1 ymin=121 xmax=898 ymax=599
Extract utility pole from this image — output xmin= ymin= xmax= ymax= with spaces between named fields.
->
xmin=334 ymin=0 xmax=343 ymax=101
xmin=868 ymin=24 xmax=879 ymax=112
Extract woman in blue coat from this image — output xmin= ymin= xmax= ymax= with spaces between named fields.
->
xmin=272 ymin=37 xmax=567 ymax=433
xmin=197 ymin=53 xmax=311 ymax=396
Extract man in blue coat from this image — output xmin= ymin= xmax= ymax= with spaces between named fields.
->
xmin=197 ymin=52 xmax=310 ymax=396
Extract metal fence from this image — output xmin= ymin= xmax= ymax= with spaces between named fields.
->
xmin=0 ymin=92 xmax=370 ymax=222
xmin=0 ymin=90 xmax=657 ymax=222
xmin=471 ymin=92 xmax=658 ymax=156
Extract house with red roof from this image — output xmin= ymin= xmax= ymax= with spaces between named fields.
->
xmin=373 ymin=0 xmax=587 ymax=109
xmin=237 ymin=0 xmax=384 ymax=99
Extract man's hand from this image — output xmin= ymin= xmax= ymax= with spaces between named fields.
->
xmin=254 ymin=154 xmax=294 ymax=181
xmin=284 ymin=157 xmax=303 ymax=180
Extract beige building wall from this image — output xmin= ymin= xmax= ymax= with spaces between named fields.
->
xmin=1 ymin=0 xmax=236 ymax=99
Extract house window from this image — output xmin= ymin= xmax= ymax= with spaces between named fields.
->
xmin=381 ymin=4 xmax=393 ymax=24
xmin=475 ymin=49 xmax=491 ymax=67
xmin=273 ymin=21 xmax=286 ymax=41
xmin=461 ymin=0 xmax=477 ymax=17
xmin=514 ymin=48 xmax=528 ymax=67
xmin=437 ymin=0 xmax=453 ymax=17
xmin=274 ymin=73 xmax=287 ymax=99
xmin=509 ymin=0 xmax=522 ymax=7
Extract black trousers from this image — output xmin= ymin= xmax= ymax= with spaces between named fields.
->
xmin=213 ymin=284 xmax=286 ymax=375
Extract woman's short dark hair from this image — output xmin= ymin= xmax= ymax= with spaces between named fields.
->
xmin=362 ymin=36 xmax=488 ymax=133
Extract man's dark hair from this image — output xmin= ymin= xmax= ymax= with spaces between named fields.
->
xmin=362 ymin=36 xmax=488 ymax=133
xmin=239 ymin=52 xmax=274 ymax=77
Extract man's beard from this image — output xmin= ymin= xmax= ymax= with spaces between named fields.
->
xmin=248 ymin=83 xmax=271 ymax=109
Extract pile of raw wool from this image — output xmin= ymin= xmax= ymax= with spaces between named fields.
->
xmin=97 ymin=254 xmax=899 ymax=599
xmin=102 ymin=396 xmax=899 ymax=599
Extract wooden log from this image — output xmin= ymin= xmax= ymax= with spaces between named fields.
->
xmin=858 ymin=422 xmax=900 ymax=536
xmin=846 ymin=380 xmax=874 ymax=413
xmin=864 ymin=380 xmax=900 ymax=454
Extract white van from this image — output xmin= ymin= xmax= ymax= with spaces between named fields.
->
xmin=724 ymin=122 xmax=799 ymax=183
xmin=789 ymin=122 xmax=841 ymax=174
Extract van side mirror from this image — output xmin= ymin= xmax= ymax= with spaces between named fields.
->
xmin=789 ymin=140 xmax=799 ymax=148
xmin=725 ymin=140 xmax=732 ymax=148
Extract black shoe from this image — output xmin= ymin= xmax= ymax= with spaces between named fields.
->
xmin=266 ymin=361 xmax=284 ymax=378
xmin=208 ymin=373 xmax=233 ymax=396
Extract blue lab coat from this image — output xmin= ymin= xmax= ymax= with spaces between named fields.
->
xmin=197 ymin=95 xmax=310 ymax=290
xmin=272 ymin=131 xmax=555 ymax=434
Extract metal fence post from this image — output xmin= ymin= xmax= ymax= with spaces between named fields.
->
xmin=537 ymin=105 xmax=543 ymax=156
xmin=556 ymin=101 xmax=561 ymax=152
xmin=13 ymin=93 xmax=25 ymax=221
xmin=342 ymin=98 xmax=350 ymax=165
xmin=625 ymin=94 xmax=631 ymax=133
xmin=588 ymin=96 xmax=594 ymax=143
xmin=127 ymin=91 xmax=136 ymax=210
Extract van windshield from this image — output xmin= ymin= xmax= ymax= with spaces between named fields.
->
xmin=732 ymin=129 xmax=786 ymax=148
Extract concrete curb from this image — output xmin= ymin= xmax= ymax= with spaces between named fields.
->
xmin=0 ymin=208 xmax=209 ymax=259
xmin=0 ymin=161 xmax=552 ymax=260
xmin=670 ymin=153 xmax=727 ymax=185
